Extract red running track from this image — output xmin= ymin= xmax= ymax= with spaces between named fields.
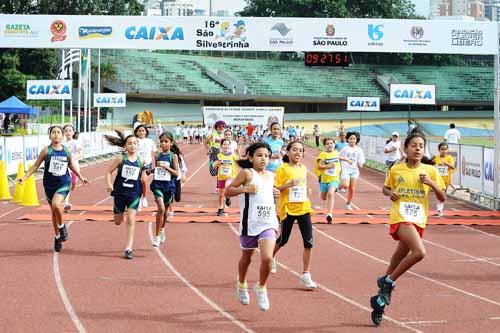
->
xmin=1 ymin=143 xmax=500 ymax=332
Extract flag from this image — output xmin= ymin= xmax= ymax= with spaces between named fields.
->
xmin=57 ymin=49 xmax=80 ymax=79
xmin=81 ymin=49 xmax=89 ymax=83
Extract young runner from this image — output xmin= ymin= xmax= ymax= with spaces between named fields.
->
xmin=338 ymin=132 xmax=365 ymax=210
xmin=213 ymin=139 xmax=238 ymax=216
xmin=62 ymin=124 xmax=83 ymax=212
xmin=432 ymin=142 xmax=455 ymax=217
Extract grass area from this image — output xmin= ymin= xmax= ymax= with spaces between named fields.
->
xmin=35 ymin=115 xmax=72 ymax=124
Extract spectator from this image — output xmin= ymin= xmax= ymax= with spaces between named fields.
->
xmin=3 ymin=113 xmax=10 ymax=133
xmin=444 ymin=123 xmax=461 ymax=144
xmin=246 ymin=122 xmax=255 ymax=142
xmin=384 ymin=132 xmax=402 ymax=166
xmin=313 ymin=124 xmax=321 ymax=147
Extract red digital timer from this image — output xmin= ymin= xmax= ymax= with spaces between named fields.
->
xmin=304 ymin=52 xmax=350 ymax=67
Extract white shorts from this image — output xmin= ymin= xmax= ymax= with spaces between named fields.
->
xmin=341 ymin=168 xmax=360 ymax=180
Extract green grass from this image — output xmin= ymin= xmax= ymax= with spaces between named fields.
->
xmin=35 ymin=115 xmax=72 ymax=124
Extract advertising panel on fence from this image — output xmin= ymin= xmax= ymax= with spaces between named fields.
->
xmin=94 ymin=93 xmax=126 ymax=108
xmin=0 ymin=15 xmax=496 ymax=54
xmin=26 ymin=80 xmax=72 ymax=100
xmin=0 ymin=137 xmax=4 ymax=162
xmin=460 ymin=145 xmax=483 ymax=191
xmin=483 ymin=148 xmax=499 ymax=195
xmin=202 ymin=107 xmax=284 ymax=127
xmin=390 ymin=84 xmax=436 ymax=105
xmin=5 ymin=137 xmax=24 ymax=175
xmin=347 ymin=97 xmax=380 ymax=111
xmin=23 ymin=135 xmax=42 ymax=167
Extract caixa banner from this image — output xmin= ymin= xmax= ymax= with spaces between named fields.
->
xmin=93 ymin=93 xmax=126 ymax=108
xmin=389 ymin=84 xmax=435 ymax=105
xmin=347 ymin=97 xmax=380 ymax=111
xmin=26 ymin=80 xmax=72 ymax=100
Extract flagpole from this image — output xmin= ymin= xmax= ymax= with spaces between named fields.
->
xmin=83 ymin=50 xmax=87 ymax=132
xmin=97 ymin=48 xmax=101 ymax=130
xmin=61 ymin=49 xmax=65 ymax=126
xmin=78 ymin=49 xmax=82 ymax=132
xmin=69 ymin=50 xmax=73 ymax=126
xmin=88 ymin=49 xmax=92 ymax=132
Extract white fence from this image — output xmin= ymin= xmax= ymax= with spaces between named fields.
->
xmin=359 ymin=135 xmax=499 ymax=197
xmin=0 ymin=131 xmax=118 ymax=175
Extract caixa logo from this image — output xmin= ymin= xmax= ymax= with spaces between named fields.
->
xmin=25 ymin=146 xmax=39 ymax=161
xmin=96 ymin=96 xmax=124 ymax=104
xmin=349 ymin=99 xmax=378 ymax=108
xmin=484 ymin=161 xmax=494 ymax=181
xmin=393 ymin=88 xmax=433 ymax=100
xmin=28 ymin=83 xmax=70 ymax=95
xmin=125 ymin=26 xmax=184 ymax=40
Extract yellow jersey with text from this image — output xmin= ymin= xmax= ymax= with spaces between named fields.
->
xmin=216 ymin=152 xmax=238 ymax=180
xmin=316 ymin=150 xmax=341 ymax=183
xmin=275 ymin=163 xmax=313 ymax=220
xmin=433 ymin=155 xmax=455 ymax=185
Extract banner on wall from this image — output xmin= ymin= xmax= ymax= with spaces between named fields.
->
xmin=390 ymin=84 xmax=436 ymax=105
xmin=0 ymin=15 xmax=497 ymax=54
xmin=26 ymin=80 xmax=72 ymax=100
xmin=460 ymin=145 xmax=483 ymax=191
xmin=483 ymin=148 xmax=499 ymax=195
xmin=0 ymin=137 xmax=4 ymax=162
xmin=5 ymin=137 xmax=24 ymax=175
xmin=202 ymin=106 xmax=284 ymax=127
xmin=94 ymin=93 xmax=126 ymax=108
xmin=347 ymin=97 xmax=380 ymax=111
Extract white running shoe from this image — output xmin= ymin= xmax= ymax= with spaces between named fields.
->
xmin=236 ymin=281 xmax=250 ymax=305
xmin=340 ymin=188 xmax=347 ymax=193
xmin=254 ymin=284 xmax=270 ymax=311
xmin=160 ymin=229 xmax=166 ymax=243
xmin=271 ymin=257 xmax=277 ymax=274
xmin=142 ymin=197 xmax=148 ymax=208
xmin=152 ymin=235 xmax=161 ymax=247
xmin=437 ymin=210 xmax=444 ymax=217
xmin=346 ymin=203 xmax=353 ymax=211
xmin=300 ymin=272 xmax=317 ymax=289
xmin=167 ymin=211 xmax=174 ymax=218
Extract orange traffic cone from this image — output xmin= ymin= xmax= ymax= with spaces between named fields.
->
xmin=21 ymin=164 xmax=39 ymax=207
xmin=13 ymin=162 xmax=25 ymax=203
xmin=0 ymin=160 xmax=12 ymax=200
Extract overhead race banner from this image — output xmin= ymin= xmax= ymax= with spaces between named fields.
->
xmin=347 ymin=97 xmax=380 ymax=111
xmin=26 ymin=79 xmax=72 ymax=100
xmin=0 ymin=15 xmax=497 ymax=54
xmin=390 ymin=84 xmax=436 ymax=105
xmin=203 ymin=106 xmax=284 ymax=127
xmin=94 ymin=93 xmax=126 ymax=107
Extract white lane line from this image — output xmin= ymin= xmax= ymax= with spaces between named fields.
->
xmin=402 ymin=320 xmax=447 ymax=325
xmin=149 ymin=223 xmax=253 ymax=333
xmin=53 ymin=195 xmax=111 ymax=333
xmin=313 ymin=226 xmax=500 ymax=307
xmin=226 ymin=224 xmax=422 ymax=333
xmin=452 ymin=258 xmax=500 ymax=262
xmin=490 ymin=317 xmax=500 ymax=320
xmin=461 ymin=225 xmax=500 ymax=240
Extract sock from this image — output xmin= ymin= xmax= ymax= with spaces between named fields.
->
xmin=125 ymin=247 xmax=132 ymax=252
xmin=436 ymin=202 xmax=444 ymax=211
xmin=58 ymin=224 xmax=65 ymax=229
xmin=385 ymin=275 xmax=395 ymax=286
xmin=237 ymin=281 xmax=247 ymax=288
xmin=55 ymin=234 xmax=61 ymax=239
xmin=376 ymin=296 xmax=385 ymax=307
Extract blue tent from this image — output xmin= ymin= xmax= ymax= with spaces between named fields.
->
xmin=0 ymin=96 xmax=38 ymax=116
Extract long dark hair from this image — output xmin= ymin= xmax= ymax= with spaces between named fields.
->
xmin=104 ymin=130 xmax=135 ymax=148
xmin=282 ymin=141 xmax=304 ymax=163
xmin=159 ymin=131 xmax=183 ymax=168
xmin=237 ymin=142 xmax=271 ymax=168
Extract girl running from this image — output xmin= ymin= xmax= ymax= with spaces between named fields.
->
xmin=135 ymin=124 xmax=156 ymax=210
xmin=272 ymin=141 xmax=317 ymax=289
xmin=19 ymin=126 xmax=88 ymax=252
xmin=338 ymin=132 xmax=365 ymax=210
xmin=168 ymin=148 xmax=186 ymax=218
xmin=262 ymin=122 xmax=284 ymax=173
xmin=432 ymin=142 xmax=455 ymax=217
xmin=104 ymin=131 xmax=147 ymax=259
xmin=225 ymin=142 xmax=279 ymax=311
xmin=62 ymin=124 xmax=83 ymax=212
xmin=150 ymin=132 xmax=179 ymax=247
xmin=370 ymin=132 xmax=445 ymax=326
xmin=213 ymin=139 xmax=238 ymax=216
xmin=224 ymin=129 xmax=238 ymax=156
xmin=316 ymin=137 xmax=342 ymax=223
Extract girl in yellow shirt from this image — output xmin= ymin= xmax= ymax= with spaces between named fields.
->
xmin=432 ymin=142 xmax=455 ymax=216
xmin=369 ymin=132 xmax=446 ymax=326
xmin=213 ymin=139 xmax=238 ymax=216
xmin=272 ymin=141 xmax=317 ymax=289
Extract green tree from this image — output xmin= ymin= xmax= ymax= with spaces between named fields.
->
xmin=0 ymin=51 xmax=29 ymax=101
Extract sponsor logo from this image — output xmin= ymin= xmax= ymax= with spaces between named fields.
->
xmin=269 ymin=22 xmax=293 ymax=46
xmin=125 ymin=26 xmax=184 ymax=40
xmin=3 ymin=23 xmax=39 ymax=38
xmin=196 ymin=20 xmax=249 ymax=49
xmin=79 ymin=26 xmax=112 ymax=39
xmin=349 ymin=99 xmax=378 ymax=108
xmin=484 ymin=161 xmax=494 ymax=182
xmin=397 ymin=176 xmax=405 ymax=184
xmin=411 ymin=26 xmax=424 ymax=39
xmin=461 ymin=156 xmax=481 ymax=178
xmin=393 ymin=88 xmax=433 ymax=100
xmin=28 ymin=83 xmax=70 ymax=96
xmin=312 ymin=24 xmax=348 ymax=47
xmin=403 ymin=26 xmax=431 ymax=47
xmin=95 ymin=96 xmax=125 ymax=105
xmin=0 ymin=143 xmax=3 ymax=161
xmin=451 ymin=29 xmax=483 ymax=47
xmin=50 ymin=20 xmax=67 ymax=42
xmin=25 ymin=145 xmax=39 ymax=162
xmin=368 ymin=24 xmax=383 ymax=46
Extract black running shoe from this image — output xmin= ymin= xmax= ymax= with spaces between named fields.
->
xmin=59 ymin=224 xmax=68 ymax=242
xmin=370 ymin=295 xmax=385 ymax=326
xmin=124 ymin=249 xmax=133 ymax=259
xmin=217 ymin=209 xmax=225 ymax=216
xmin=377 ymin=276 xmax=395 ymax=305
xmin=225 ymin=197 xmax=231 ymax=207
xmin=54 ymin=237 xmax=62 ymax=252
xmin=326 ymin=214 xmax=333 ymax=224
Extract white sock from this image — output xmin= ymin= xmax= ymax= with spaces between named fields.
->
xmin=437 ymin=202 xmax=444 ymax=211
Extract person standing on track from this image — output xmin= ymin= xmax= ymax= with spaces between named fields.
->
xmin=432 ymin=142 xmax=455 ymax=217
xmin=104 ymin=131 xmax=147 ymax=260
xmin=369 ymin=131 xmax=446 ymax=326
xmin=134 ymin=125 xmax=156 ymax=210
xmin=19 ymin=126 xmax=88 ymax=253
xmin=225 ymin=142 xmax=279 ymax=311
xmin=271 ymin=141 xmax=317 ymax=289
xmin=213 ymin=139 xmax=238 ymax=216
xmin=150 ymin=132 xmax=179 ymax=247
xmin=338 ymin=132 xmax=365 ymax=210
xmin=62 ymin=124 xmax=83 ymax=212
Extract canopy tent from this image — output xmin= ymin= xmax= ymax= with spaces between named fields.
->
xmin=0 ymin=96 xmax=38 ymax=116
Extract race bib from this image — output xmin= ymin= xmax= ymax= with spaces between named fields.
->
xmin=254 ymin=204 xmax=274 ymax=223
xmin=325 ymin=165 xmax=338 ymax=177
xmin=437 ymin=165 xmax=448 ymax=177
xmin=399 ymin=202 xmax=425 ymax=224
xmin=121 ymin=165 xmax=140 ymax=180
xmin=49 ymin=158 xmax=68 ymax=176
xmin=289 ymin=186 xmax=307 ymax=203
xmin=154 ymin=167 xmax=171 ymax=181
xmin=220 ymin=165 xmax=232 ymax=177
xmin=157 ymin=161 xmax=170 ymax=168
xmin=138 ymin=151 xmax=147 ymax=160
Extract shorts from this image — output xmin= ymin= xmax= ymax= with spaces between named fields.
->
xmin=45 ymin=183 xmax=71 ymax=204
xmin=390 ymin=222 xmax=425 ymax=241
xmin=319 ymin=180 xmax=339 ymax=193
xmin=113 ymin=192 xmax=140 ymax=214
xmin=240 ymin=229 xmax=277 ymax=250
xmin=152 ymin=188 xmax=174 ymax=206
xmin=217 ymin=178 xmax=231 ymax=189
xmin=341 ymin=168 xmax=360 ymax=180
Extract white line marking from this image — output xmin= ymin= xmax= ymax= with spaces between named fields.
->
xmin=402 ymin=320 xmax=447 ymax=325
xmin=452 ymin=258 xmax=500 ymax=262
xmin=490 ymin=317 xmax=500 ymax=320
xmin=149 ymin=223 xmax=253 ymax=333
xmin=313 ymin=226 xmax=500 ymax=307
xmin=227 ymin=224 xmax=423 ymax=333
xmin=461 ymin=225 xmax=500 ymax=240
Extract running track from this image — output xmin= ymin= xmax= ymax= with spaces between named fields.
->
xmin=1 ymin=143 xmax=500 ymax=332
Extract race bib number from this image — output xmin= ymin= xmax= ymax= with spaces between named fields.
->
xmin=289 ymin=186 xmax=307 ymax=203
xmin=220 ymin=165 xmax=232 ymax=177
xmin=49 ymin=158 xmax=68 ymax=176
xmin=121 ymin=165 xmax=140 ymax=180
xmin=325 ymin=165 xmax=338 ymax=177
xmin=256 ymin=204 xmax=273 ymax=223
xmin=154 ymin=167 xmax=171 ymax=181
xmin=399 ymin=202 xmax=425 ymax=224
xmin=437 ymin=165 xmax=448 ymax=177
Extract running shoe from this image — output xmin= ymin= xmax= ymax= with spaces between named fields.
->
xmin=254 ymin=284 xmax=270 ymax=311
xmin=370 ymin=295 xmax=385 ymax=326
xmin=300 ymin=272 xmax=317 ymax=289
xmin=326 ymin=214 xmax=333 ymax=224
xmin=59 ymin=224 xmax=68 ymax=242
xmin=160 ymin=228 xmax=166 ymax=243
xmin=225 ymin=197 xmax=231 ymax=207
xmin=124 ymin=249 xmax=133 ymax=259
xmin=377 ymin=276 xmax=395 ymax=305
xmin=217 ymin=209 xmax=225 ymax=216
xmin=236 ymin=281 xmax=250 ymax=305
xmin=346 ymin=203 xmax=353 ymax=211
xmin=54 ymin=237 xmax=62 ymax=252
xmin=152 ymin=236 xmax=161 ymax=247
xmin=63 ymin=203 xmax=72 ymax=213
xmin=271 ymin=257 xmax=277 ymax=274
